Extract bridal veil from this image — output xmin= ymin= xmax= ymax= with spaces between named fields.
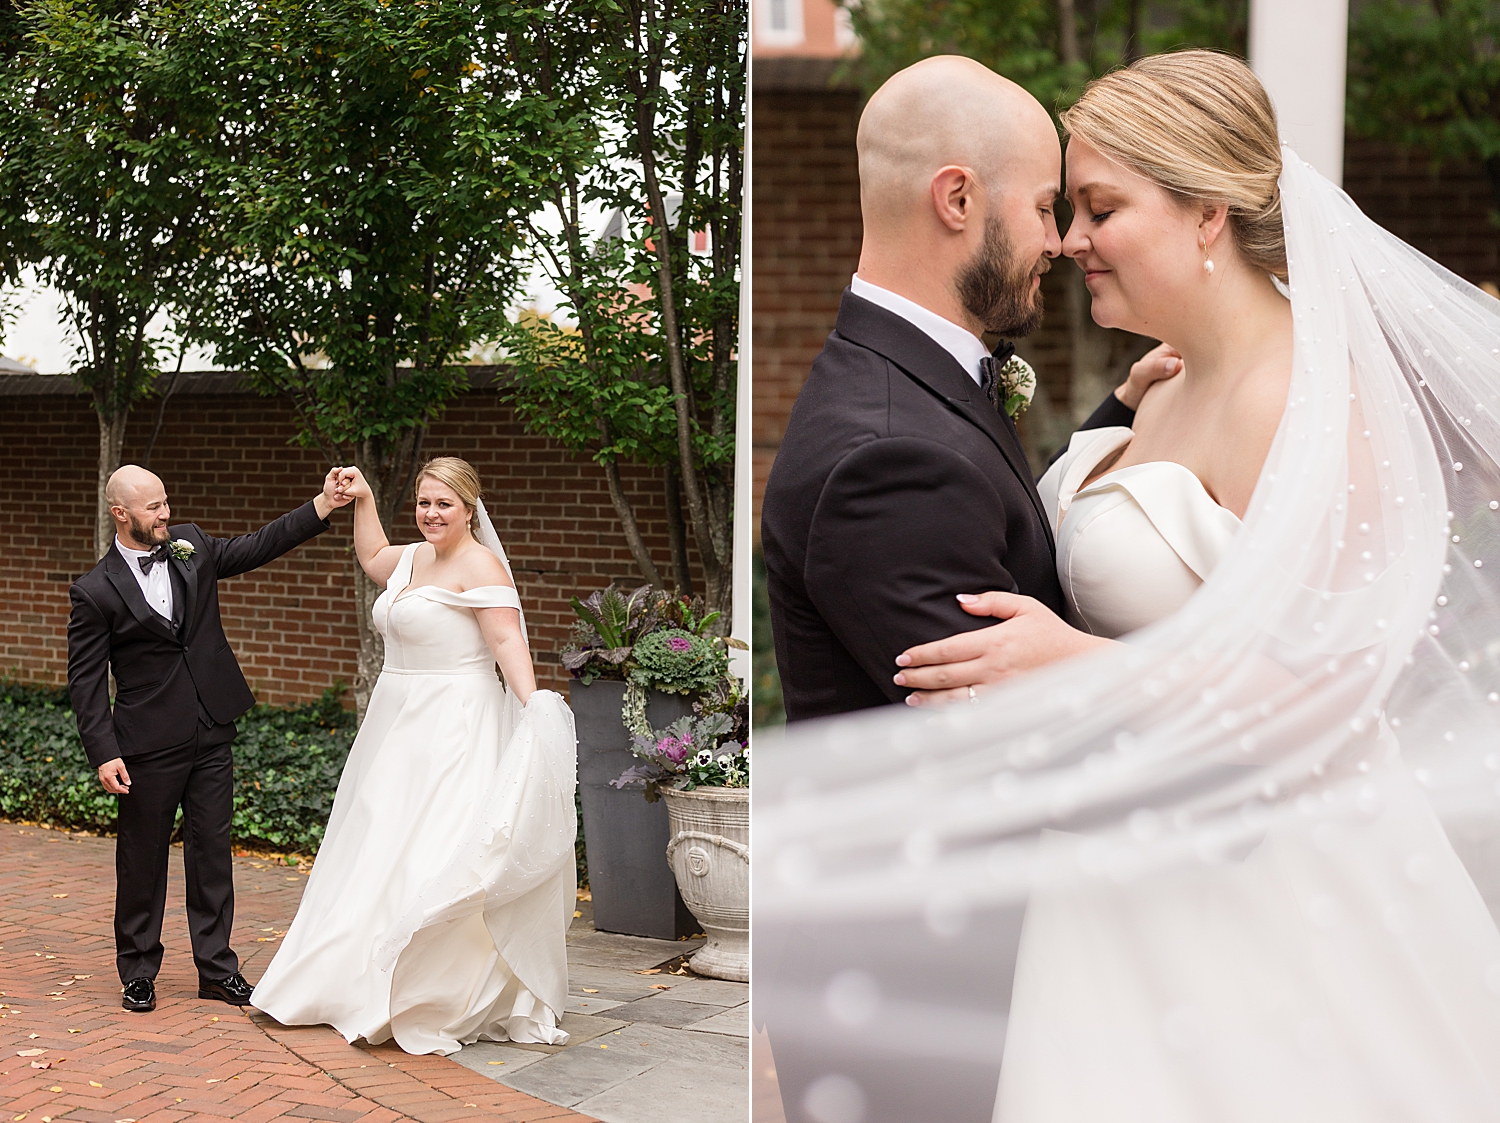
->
xmin=755 ymin=151 xmax=1500 ymax=1119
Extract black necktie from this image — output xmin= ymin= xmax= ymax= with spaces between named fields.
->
xmin=138 ymin=544 xmax=171 ymax=574
xmin=977 ymin=341 xmax=1017 ymax=415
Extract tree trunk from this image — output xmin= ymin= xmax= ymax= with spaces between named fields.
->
xmin=350 ymin=566 xmax=386 ymax=721
xmin=664 ymin=465 xmax=693 ymax=596
xmin=1055 ymin=0 xmax=1079 ymax=66
xmin=345 ymin=427 xmax=441 ymax=721
xmin=1065 ymin=267 xmax=1119 ymax=424
xmin=94 ymin=405 xmax=130 ymax=560
xmin=601 ymin=454 xmax=663 ymax=588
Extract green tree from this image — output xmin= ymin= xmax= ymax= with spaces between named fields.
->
xmin=504 ymin=0 xmax=745 ymax=617
xmin=838 ymin=0 xmax=1243 ymax=463
xmin=193 ymin=0 xmax=585 ymax=715
xmin=1347 ymin=0 xmax=1500 ymax=225
xmin=0 ymin=0 xmax=227 ymax=556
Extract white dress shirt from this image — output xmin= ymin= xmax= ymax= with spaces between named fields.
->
xmin=115 ymin=537 xmax=174 ymax=621
xmin=850 ymin=274 xmax=990 ymax=386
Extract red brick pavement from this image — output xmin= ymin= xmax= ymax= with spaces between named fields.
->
xmin=0 ymin=822 xmax=593 ymax=1123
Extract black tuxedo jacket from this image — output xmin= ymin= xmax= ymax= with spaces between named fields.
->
xmin=762 ymin=290 xmax=1136 ymax=723
xmin=67 ymin=501 xmax=332 ymax=767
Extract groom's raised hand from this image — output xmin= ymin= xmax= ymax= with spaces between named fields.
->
xmin=315 ymin=466 xmax=355 ymax=519
xmin=893 ymin=592 xmax=1113 ymax=705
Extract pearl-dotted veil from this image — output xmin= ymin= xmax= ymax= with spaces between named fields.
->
xmin=754 ymin=151 xmax=1500 ymax=1120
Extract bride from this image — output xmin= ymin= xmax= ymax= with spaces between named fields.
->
xmin=756 ymin=51 xmax=1500 ymax=1122
xmin=251 ymin=457 xmax=577 ymax=1055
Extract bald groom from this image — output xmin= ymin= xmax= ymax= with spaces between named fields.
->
xmin=68 ymin=466 xmax=351 ymax=1013
xmin=762 ymin=56 xmax=1164 ymax=721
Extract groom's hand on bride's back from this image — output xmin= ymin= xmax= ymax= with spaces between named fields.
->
xmin=892 ymin=592 xmax=1112 ymax=705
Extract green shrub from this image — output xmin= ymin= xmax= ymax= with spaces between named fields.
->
xmin=0 ymin=682 xmax=587 ymax=878
xmin=0 ymin=681 xmax=355 ymax=854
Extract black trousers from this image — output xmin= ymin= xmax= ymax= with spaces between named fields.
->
xmin=114 ymin=720 xmax=239 ymax=984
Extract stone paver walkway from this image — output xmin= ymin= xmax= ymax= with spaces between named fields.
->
xmin=451 ymin=900 xmax=747 ymax=1123
xmin=0 ymin=822 xmax=590 ymax=1123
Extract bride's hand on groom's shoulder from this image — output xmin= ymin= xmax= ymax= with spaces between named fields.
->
xmin=893 ymin=593 xmax=1112 ymax=706
xmin=1115 ymin=342 xmax=1184 ymax=411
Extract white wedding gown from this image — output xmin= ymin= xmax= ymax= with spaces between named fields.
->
xmin=251 ymin=543 xmax=578 ymax=1055
xmin=992 ymin=428 xmax=1500 ymax=1121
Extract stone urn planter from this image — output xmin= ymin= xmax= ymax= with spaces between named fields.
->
xmin=660 ymin=786 xmax=748 ymax=981
xmin=569 ymin=679 xmax=698 ymax=939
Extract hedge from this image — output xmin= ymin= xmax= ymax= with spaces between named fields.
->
xmin=0 ymin=680 xmax=355 ymax=854
xmin=0 ymin=681 xmax=589 ymax=883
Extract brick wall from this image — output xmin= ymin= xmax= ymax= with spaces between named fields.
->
xmin=751 ymin=86 xmax=864 ymax=539
xmin=749 ymin=86 xmax=1500 ymax=524
xmin=0 ymin=377 xmax=700 ymax=705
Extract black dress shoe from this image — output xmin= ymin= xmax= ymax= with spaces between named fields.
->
xmin=198 ymin=972 xmax=254 ymax=1005
xmin=121 ymin=977 xmax=156 ymax=1012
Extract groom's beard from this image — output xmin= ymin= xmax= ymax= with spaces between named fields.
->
xmin=128 ymin=513 xmax=169 ymax=546
xmin=956 ymin=217 xmax=1048 ymax=337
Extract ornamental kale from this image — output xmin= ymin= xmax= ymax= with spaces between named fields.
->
xmin=611 ymin=712 xmax=748 ymax=802
xmin=629 ymin=628 xmax=725 ymax=696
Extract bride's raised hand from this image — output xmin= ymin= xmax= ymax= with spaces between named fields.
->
xmin=893 ymin=592 xmax=1113 ymax=706
xmin=1114 ymin=341 xmax=1184 ymax=411
xmin=335 ymin=465 xmax=373 ymax=501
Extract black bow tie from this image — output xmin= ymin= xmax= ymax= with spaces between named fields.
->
xmin=138 ymin=544 xmax=171 ymax=574
xmin=977 ymin=341 xmax=1017 ymax=414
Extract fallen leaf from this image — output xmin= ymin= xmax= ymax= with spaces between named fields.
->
xmin=17 ymin=1049 xmax=44 ymax=1057
xmin=27 ymin=1034 xmax=39 ymax=1039
xmin=581 ymin=988 xmax=599 ymax=994
xmin=89 ymin=1081 xmax=102 ymax=1088
xmin=599 ymin=1044 xmax=608 ymax=1049
xmin=649 ymin=984 xmax=671 ymax=990
xmin=31 ymin=1061 xmax=51 ymax=1069
xmin=487 ymin=1061 xmax=505 ymax=1065
xmin=73 ymin=976 xmax=91 ymax=980
xmin=210 ymin=1017 xmax=218 ymax=1023
xmin=51 ymin=895 xmax=67 ymax=899
xmin=636 ymin=968 xmax=661 ymax=975
xmin=206 ymin=1078 xmax=220 ymax=1083
xmin=573 ymin=910 xmax=582 ymax=918
xmin=48 ymin=1087 xmax=61 ymax=1093
xmin=68 ymin=1030 xmax=79 ymax=1035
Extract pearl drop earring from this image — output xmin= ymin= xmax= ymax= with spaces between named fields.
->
xmin=1203 ymin=257 xmax=1215 ymax=275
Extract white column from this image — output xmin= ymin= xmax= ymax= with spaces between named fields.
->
xmin=729 ymin=86 xmax=752 ymax=682
xmin=1249 ymin=0 xmax=1349 ymax=185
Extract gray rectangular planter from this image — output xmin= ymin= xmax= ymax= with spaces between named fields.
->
xmin=570 ymin=678 xmax=699 ymax=939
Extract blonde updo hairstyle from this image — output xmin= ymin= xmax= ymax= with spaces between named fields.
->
xmin=413 ymin=456 xmax=483 ymax=519
xmin=1060 ymin=50 xmax=1288 ymax=283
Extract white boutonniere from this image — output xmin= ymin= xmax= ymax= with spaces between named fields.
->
xmin=997 ymin=356 xmax=1037 ymax=419
xmin=169 ymin=539 xmax=195 ymax=562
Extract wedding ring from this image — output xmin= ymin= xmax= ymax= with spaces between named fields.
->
xmin=967 ymin=686 xmax=978 ymax=704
